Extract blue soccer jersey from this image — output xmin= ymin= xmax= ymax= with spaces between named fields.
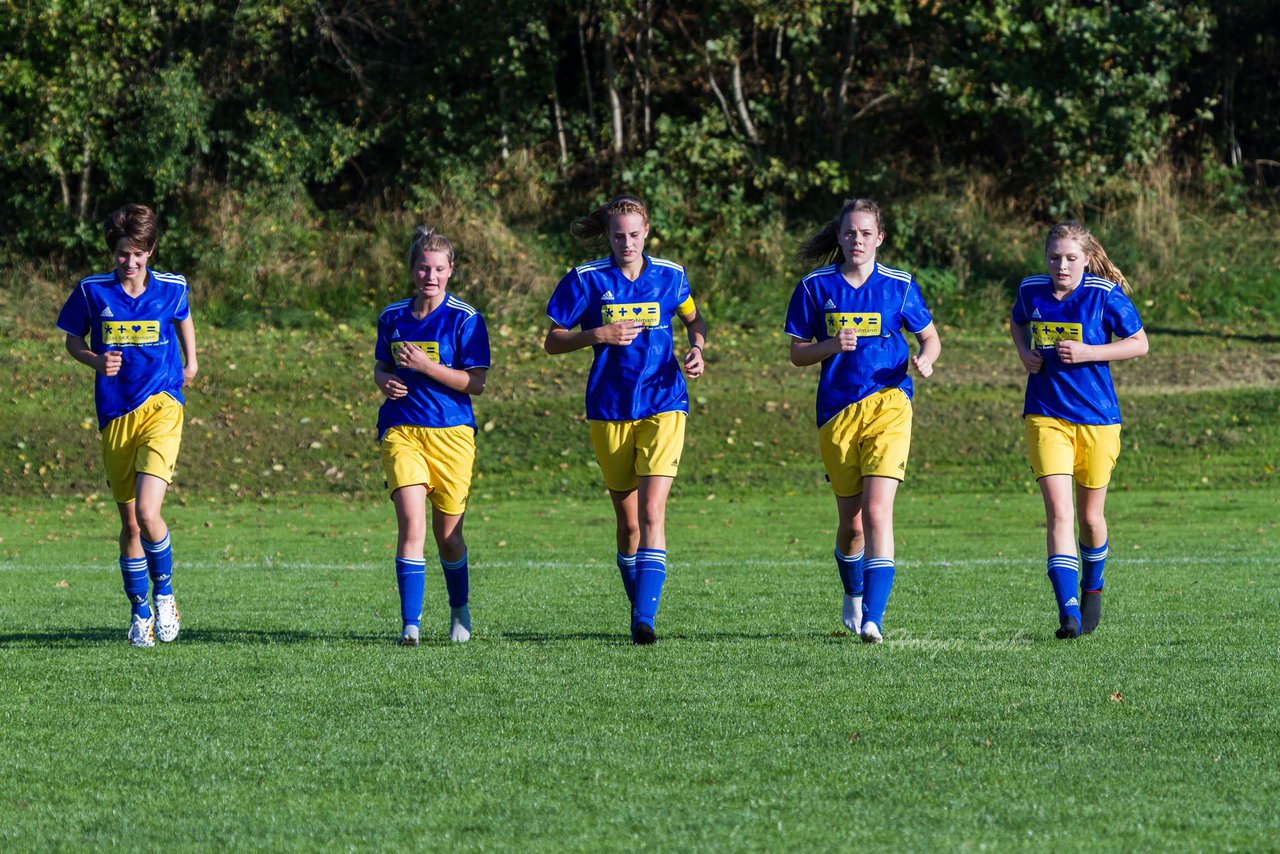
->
xmin=785 ymin=263 xmax=934 ymax=427
xmin=376 ymin=295 xmax=491 ymax=436
xmin=546 ymin=255 xmax=695 ymax=421
xmin=1011 ymin=274 xmax=1144 ymax=425
xmin=56 ymin=269 xmax=191 ymax=429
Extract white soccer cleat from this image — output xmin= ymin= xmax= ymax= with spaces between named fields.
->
xmin=128 ymin=614 xmax=156 ymax=648
xmin=449 ymin=606 xmax=471 ymax=643
xmin=843 ymin=594 xmax=863 ymax=634
xmin=860 ymin=620 xmax=883 ymax=644
xmin=154 ymin=594 xmax=181 ymax=642
xmin=398 ymin=624 xmax=421 ymax=647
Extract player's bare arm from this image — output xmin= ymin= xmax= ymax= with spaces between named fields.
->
xmin=65 ymin=333 xmax=121 ymax=377
xmin=175 ymin=315 xmax=199 ymax=383
xmin=544 ymin=321 xmax=641 ymax=354
xmin=680 ymin=309 xmax=707 ymax=379
xmin=910 ymin=322 xmax=941 ymax=378
xmin=1056 ymin=329 xmax=1148 ymax=365
xmin=1011 ymin=324 xmax=1044 ymax=374
xmin=374 ymin=360 xmax=408 ymax=399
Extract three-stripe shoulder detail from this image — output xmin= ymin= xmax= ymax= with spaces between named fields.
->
xmin=1083 ymin=276 xmax=1117 ymax=291
xmin=1018 ymin=275 xmax=1051 ymax=290
xmin=649 ymin=257 xmax=686 ymax=274
xmin=151 ymin=271 xmax=189 ymax=288
xmin=378 ymin=298 xmax=413 ymax=320
xmin=574 ymin=257 xmax=613 ymax=275
xmin=801 ymin=264 xmax=838 ymax=284
xmin=446 ymin=294 xmax=479 ymax=318
xmin=876 ymin=263 xmax=912 ymax=282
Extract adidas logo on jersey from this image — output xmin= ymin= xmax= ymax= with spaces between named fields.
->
xmin=824 ymin=299 xmax=837 ymax=310
xmin=1031 ymin=308 xmax=1042 ymax=319
xmin=391 ymin=329 xmax=401 ymax=339
xmin=602 ymin=290 xmax=615 ymax=301
xmin=101 ymin=306 xmax=115 ymax=317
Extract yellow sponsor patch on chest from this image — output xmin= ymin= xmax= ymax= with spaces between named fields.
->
xmin=602 ymin=302 xmax=661 ymax=328
xmin=392 ymin=341 xmax=440 ymax=363
xmin=1031 ymin=321 xmax=1083 ymax=348
xmin=825 ymin=312 xmax=882 ymax=337
xmin=102 ymin=320 xmax=161 ymax=345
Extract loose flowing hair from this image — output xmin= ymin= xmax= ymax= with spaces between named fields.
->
xmin=1046 ymin=221 xmax=1130 ymax=294
xmin=406 ymin=226 xmax=454 ymax=271
xmin=104 ymin=204 xmax=158 ymax=253
xmin=570 ymin=195 xmax=650 ymax=248
xmin=798 ymin=198 xmax=883 ymax=266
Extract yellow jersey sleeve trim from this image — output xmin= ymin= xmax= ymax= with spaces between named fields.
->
xmin=676 ymin=296 xmax=697 ymax=320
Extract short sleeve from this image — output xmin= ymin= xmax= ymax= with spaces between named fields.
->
xmin=172 ymin=280 xmax=191 ymax=322
xmin=374 ymin=312 xmax=393 ymax=364
xmin=456 ymin=313 xmax=491 ymax=370
xmin=784 ymin=281 xmax=818 ymax=340
xmin=1011 ymin=290 xmax=1029 ymax=327
xmin=56 ymin=285 xmax=91 ymax=338
xmin=901 ymin=279 xmax=933 ymax=334
xmin=1103 ymin=288 xmax=1143 ymax=340
xmin=546 ymin=269 xmax=587 ymax=330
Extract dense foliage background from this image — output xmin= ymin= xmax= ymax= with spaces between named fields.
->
xmin=2 ymin=1 xmax=1277 ymax=329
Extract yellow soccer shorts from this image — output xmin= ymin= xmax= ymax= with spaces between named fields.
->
xmin=380 ymin=424 xmax=476 ymax=515
xmin=1024 ymin=416 xmax=1121 ymax=489
xmin=101 ymin=392 xmax=184 ymax=505
xmin=589 ymin=410 xmax=686 ymax=492
xmin=818 ymin=389 xmax=913 ymax=497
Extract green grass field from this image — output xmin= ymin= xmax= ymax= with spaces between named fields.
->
xmin=2 ymin=489 xmax=1277 ymax=850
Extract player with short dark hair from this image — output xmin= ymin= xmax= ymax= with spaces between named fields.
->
xmin=786 ymin=198 xmax=940 ymax=643
xmin=57 ymin=204 xmax=199 ymax=647
xmin=544 ymin=195 xmax=707 ymax=645
xmin=374 ymin=227 xmax=490 ymax=646
xmin=1011 ymin=221 xmax=1148 ymax=638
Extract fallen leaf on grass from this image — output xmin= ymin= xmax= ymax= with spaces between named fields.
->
xmin=55 ymin=579 xmax=69 ymax=589
xmin=1109 ymin=692 xmax=1124 ymax=703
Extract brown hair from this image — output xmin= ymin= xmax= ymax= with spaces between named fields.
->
xmin=104 ymin=204 xmax=158 ymax=253
xmin=1045 ymin=221 xmax=1130 ymax=294
xmin=570 ymin=195 xmax=650 ymax=247
xmin=407 ymin=226 xmax=454 ymax=270
xmin=798 ymin=198 xmax=883 ymax=266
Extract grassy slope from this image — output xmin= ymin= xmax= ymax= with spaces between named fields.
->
xmin=2 ymin=324 xmax=1277 ymax=501
xmin=1 ymin=491 xmax=1278 ymax=850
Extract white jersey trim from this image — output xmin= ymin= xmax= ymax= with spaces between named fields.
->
xmin=876 ymin=263 xmax=912 ymax=282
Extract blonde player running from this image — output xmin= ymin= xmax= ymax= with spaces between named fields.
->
xmin=57 ymin=204 xmax=198 ymax=647
xmin=375 ymin=227 xmax=490 ymax=646
xmin=544 ymin=195 xmax=706 ymax=645
xmin=1011 ymin=221 xmax=1148 ymax=638
xmin=786 ymin=198 xmax=940 ymax=643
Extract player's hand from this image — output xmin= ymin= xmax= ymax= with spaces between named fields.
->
xmin=1018 ymin=348 xmax=1043 ymax=374
xmin=183 ymin=359 xmax=199 ymax=384
xmin=1055 ymin=340 xmax=1092 ymax=364
xmin=378 ymin=374 xmax=408 ymax=399
xmin=394 ymin=342 xmax=433 ymax=374
xmin=832 ymin=328 xmax=858 ymax=354
xmin=911 ymin=354 xmax=934 ymax=378
xmin=683 ymin=345 xmax=704 ymax=379
xmin=597 ymin=321 xmax=642 ymax=346
xmin=98 ymin=350 xmax=122 ymax=377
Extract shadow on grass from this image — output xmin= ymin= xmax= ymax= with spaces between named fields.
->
xmin=1147 ymin=326 xmax=1280 ymax=344
xmin=0 ymin=626 xmax=387 ymax=647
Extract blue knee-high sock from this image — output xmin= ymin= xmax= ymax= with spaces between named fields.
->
xmin=632 ymin=548 xmax=667 ymax=628
xmin=1047 ymin=554 xmax=1082 ymax=620
xmin=861 ymin=558 xmax=895 ymax=627
xmin=142 ymin=532 xmax=173 ymax=597
xmin=835 ymin=547 xmax=864 ymax=596
xmin=617 ymin=551 xmax=637 ymax=604
xmin=395 ymin=557 xmax=426 ymax=626
xmin=440 ymin=551 xmax=469 ymax=609
xmin=120 ymin=556 xmax=151 ymax=619
xmin=1080 ymin=541 xmax=1107 ymax=592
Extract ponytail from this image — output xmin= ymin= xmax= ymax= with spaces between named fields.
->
xmin=570 ymin=195 xmax=649 ymax=248
xmin=798 ymin=198 xmax=883 ymax=266
xmin=1046 ymin=221 xmax=1130 ymax=294
xmin=406 ymin=226 xmax=454 ymax=271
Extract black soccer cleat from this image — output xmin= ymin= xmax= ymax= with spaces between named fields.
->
xmin=1055 ymin=614 xmax=1081 ymax=639
xmin=631 ymin=621 xmax=657 ymax=645
xmin=1080 ymin=591 xmax=1102 ymax=635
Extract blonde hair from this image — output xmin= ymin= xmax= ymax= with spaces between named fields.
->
xmin=1046 ymin=221 xmax=1130 ymax=294
xmin=406 ymin=226 xmax=454 ymax=270
xmin=798 ymin=198 xmax=883 ymax=266
xmin=570 ymin=195 xmax=650 ymax=247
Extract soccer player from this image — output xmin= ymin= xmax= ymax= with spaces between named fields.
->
xmin=544 ymin=195 xmax=707 ymax=645
xmin=1011 ymin=221 xmax=1148 ymax=639
xmin=375 ymin=227 xmax=490 ymax=646
xmin=57 ymin=204 xmax=198 ymax=647
xmin=785 ymin=198 xmax=940 ymax=643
